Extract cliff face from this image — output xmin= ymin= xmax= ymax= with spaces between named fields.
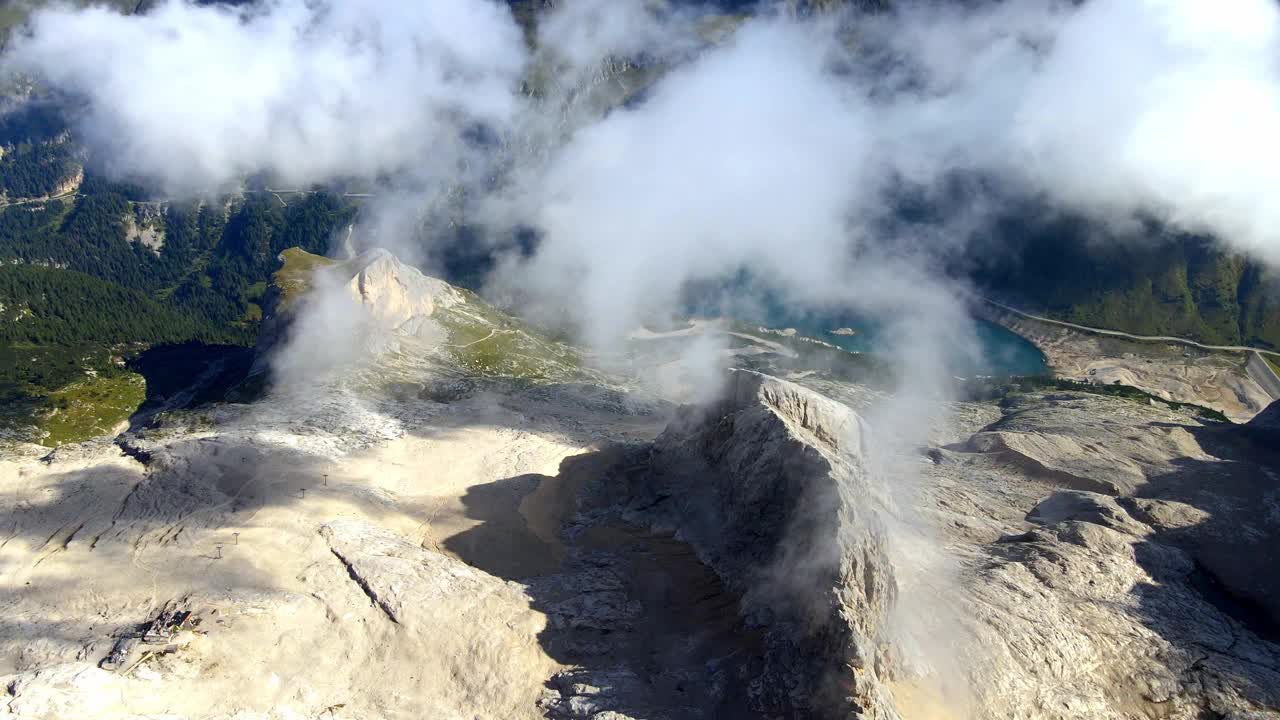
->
xmin=625 ymin=370 xmax=897 ymax=718
xmin=336 ymin=248 xmax=464 ymax=333
xmin=648 ymin=372 xmax=895 ymax=715
xmin=610 ymin=371 xmax=1280 ymax=720
xmin=253 ymin=247 xmax=463 ymax=370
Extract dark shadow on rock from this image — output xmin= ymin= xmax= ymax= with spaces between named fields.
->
xmin=1102 ymin=415 xmax=1280 ymax=713
xmin=127 ymin=343 xmax=256 ymax=428
xmin=1129 ymin=419 xmax=1280 ymax=642
xmin=0 ymin=439 xmax=359 ymax=675
xmin=445 ymin=447 xmax=766 ymax=720
xmin=442 ymin=474 xmax=560 ymax=580
xmin=1 ymin=359 xmax=675 ymax=708
xmin=1124 ymin=571 xmax=1280 ymax=713
xmin=0 ymin=574 xmax=187 ymax=675
xmin=0 ymin=432 xmax=422 ymax=587
xmin=994 ymin=395 xmax=1280 ymax=713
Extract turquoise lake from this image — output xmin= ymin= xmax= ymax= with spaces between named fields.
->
xmin=755 ymin=308 xmax=1050 ymax=378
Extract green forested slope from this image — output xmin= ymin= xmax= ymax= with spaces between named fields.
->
xmin=0 ymin=181 xmax=356 ymax=339
xmin=0 ymin=174 xmax=356 ymax=443
xmin=0 ymin=99 xmax=81 ymax=200
xmin=973 ymin=216 xmax=1280 ymax=350
xmin=0 ymin=140 xmax=76 ymax=198
xmin=0 ymin=1 xmax=138 ymax=49
xmin=0 ymin=265 xmax=205 ymax=345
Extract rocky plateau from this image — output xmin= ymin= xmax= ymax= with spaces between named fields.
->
xmin=0 ymin=251 xmax=1277 ymax=720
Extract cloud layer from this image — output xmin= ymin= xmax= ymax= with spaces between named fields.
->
xmin=495 ymin=16 xmax=893 ymax=345
xmin=6 ymin=0 xmax=528 ymax=193
xmin=9 ymin=0 xmax=1276 ymax=408
xmin=879 ymin=0 xmax=1280 ymax=263
xmin=10 ymin=0 xmax=1280 ymax=265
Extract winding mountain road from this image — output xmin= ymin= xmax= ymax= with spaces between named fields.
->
xmin=980 ymin=297 xmax=1280 ymax=358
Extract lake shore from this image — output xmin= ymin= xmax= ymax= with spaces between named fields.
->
xmin=976 ymin=302 xmax=1273 ymax=422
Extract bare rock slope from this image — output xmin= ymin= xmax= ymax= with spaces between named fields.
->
xmin=2 ymin=252 xmax=1279 ymax=719
xmin=623 ymin=371 xmax=897 ymax=718
xmin=927 ymin=391 xmax=1280 ymax=719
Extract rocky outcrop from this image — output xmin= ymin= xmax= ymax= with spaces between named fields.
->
xmin=968 ymin=391 xmax=1211 ymax=495
xmin=251 ymin=247 xmax=464 ymax=376
xmin=249 ymin=246 xmax=591 ymax=390
xmin=123 ymin=203 xmax=165 ymax=254
xmin=50 ymin=164 xmax=83 ymax=198
xmin=965 ymin=488 xmax=1280 ymax=720
xmin=322 ymin=519 xmax=535 ymax=627
xmin=968 ymin=429 xmax=1145 ymax=494
xmin=931 ymin=390 xmax=1280 ymax=719
xmin=5 ymin=258 xmax=1280 ymax=720
xmin=317 ymin=519 xmax=558 ymax=717
xmin=336 ymin=249 xmax=463 ymax=334
xmin=625 ymin=370 xmax=898 ymax=719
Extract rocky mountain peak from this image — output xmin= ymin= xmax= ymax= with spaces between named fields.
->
xmin=337 ymin=248 xmax=464 ymax=334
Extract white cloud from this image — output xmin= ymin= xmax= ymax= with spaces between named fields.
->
xmin=1008 ymin=0 xmax=1280 ymax=261
xmin=6 ymin=0 xmax=528 ymax=193
xmin=876 ymin=0 xmax=1280 ymax=263
xmin=493 ymin=17 xmax=904 ymax=346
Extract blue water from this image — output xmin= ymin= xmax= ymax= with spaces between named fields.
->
xmin=683 ymin=280 xmax=1048 ymax=377
xmin=968 ymin=319 xmax=1050 ymax=377
xmin=753 ymin=308 xmax=1049 ymax=378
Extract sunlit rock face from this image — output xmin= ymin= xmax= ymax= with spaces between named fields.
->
xmin=338 ymin=249 xmax=463 ymax=335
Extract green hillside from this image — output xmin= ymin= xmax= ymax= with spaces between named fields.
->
xmin=0 ymin=179 xmax=356 ymax=334
xmin=973 ymin=217 xmax=1280 ymax=350
xmin=0 ymin=265 xmax=207 ymax=345
xmin=0 ymin=177 xmax=356 ymax=444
